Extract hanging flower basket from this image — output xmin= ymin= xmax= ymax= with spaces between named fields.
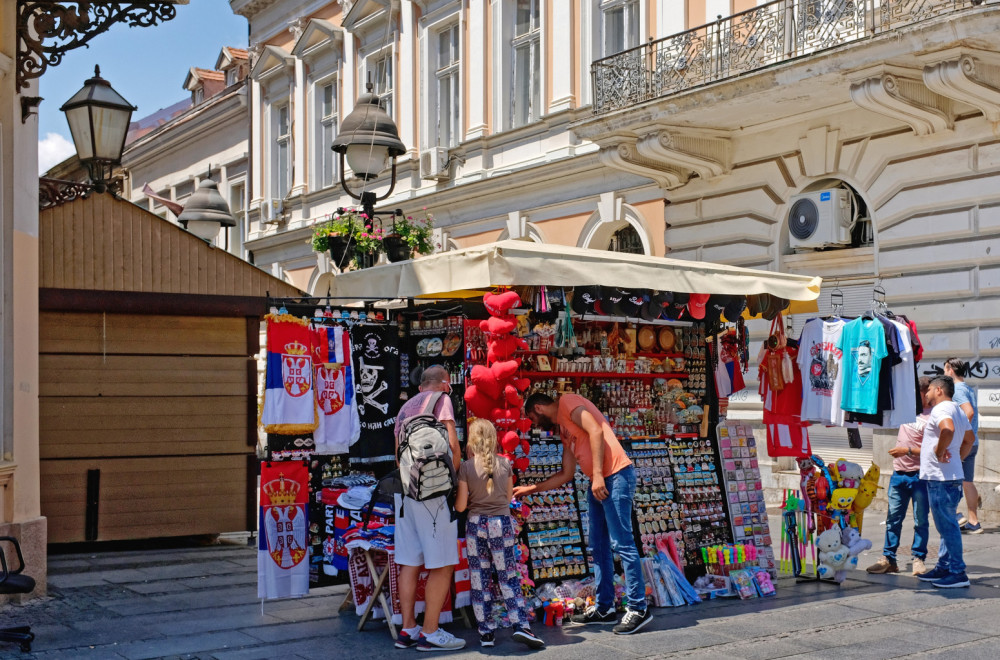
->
xmin=354 ymin=249 xmax=380 ymax=270
xmin=327 ymin=234 xmax=353 ymax=267
xmin=383 ymin=234 xmax=412 ymax=262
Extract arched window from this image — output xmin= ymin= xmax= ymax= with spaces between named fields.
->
xmin=608 ymin=224 xmax=644 ymax=254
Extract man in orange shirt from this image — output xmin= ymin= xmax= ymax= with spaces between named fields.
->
xmin=515 ymin=392 xmax=651 ymax=635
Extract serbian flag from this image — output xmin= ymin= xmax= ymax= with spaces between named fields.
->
xmin=262 ymin=315 xmax=318 ymax=434
xmin=314 ymin=327 xmax=360 ymax=454
xmin=258 ymin=462 xmax=310 ymax=599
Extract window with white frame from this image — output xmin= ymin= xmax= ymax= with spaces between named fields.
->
xmin=226 ymin=68 xmax=239 ymax=86
xmin=316 ymin=79 xmax=338 ymax=189
xmin=273 ymin=103 xmax=291 ymax=200
xmin=193 ymin=87 xmax=204 ymax=104
xmin=511 ymin=0 xmax=541 ymax=128
xmin=436 ymin=24 xmax=460 ymax=148
xmin=371 ymin=52 xmax=394 ymax=119
xmin=230 ymin=181 xmax=245 ymax=216
xmin=602 ymin=0 xmax=639 ymax=56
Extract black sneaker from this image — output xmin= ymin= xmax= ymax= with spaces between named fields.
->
xmin=613 ymin=608 xmax=653 ymax=635
xmin=916 ymin=566 xmax=949 ymax=582
xmin=479 ymin=632 xmax=495 ymax=648
xmin=571 ymin=605 xmax=617 ymax=625
xmin=512 ymin=627 xmax=545 ymax=649
xmin=395 ymin=629 xmax=421 ymax=649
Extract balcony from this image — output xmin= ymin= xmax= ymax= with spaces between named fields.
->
xmin=591 ymin=0 xmax=993 ymax=116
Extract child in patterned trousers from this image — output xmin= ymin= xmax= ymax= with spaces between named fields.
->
xmin=456 ymin=419 xmax=544 ymax=650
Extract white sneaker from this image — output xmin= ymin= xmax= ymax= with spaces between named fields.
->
xmin=417 ymin=629 xmax=467 ymax=652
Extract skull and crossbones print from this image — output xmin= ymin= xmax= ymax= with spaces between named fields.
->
xmin=357 ymin=357 xmax=388 ymax=414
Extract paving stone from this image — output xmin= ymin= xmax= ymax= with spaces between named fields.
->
xmin=115 ymin=631 xmax=260 ymax=660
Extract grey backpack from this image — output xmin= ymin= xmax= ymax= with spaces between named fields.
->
xmin=397 ymin=392 xmax=456 ymax=502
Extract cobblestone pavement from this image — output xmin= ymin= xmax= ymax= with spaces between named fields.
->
xmin=0 ymin=516 xmax=998 ymax=659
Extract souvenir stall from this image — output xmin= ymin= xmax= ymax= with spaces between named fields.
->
xmin=257 ymin=241 xmax=824 ymax=617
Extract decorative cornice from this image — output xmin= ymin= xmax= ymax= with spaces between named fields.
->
xmin=849 ymin=67 xmax=952 ymax=136
xmin=923 ymin=55 xmax=1000 ymax=123
xmin=635 ymin=130 xmax=731 ymax=181
xmin=16 ymin=1 xmax=181 ymax=92
xmin=597 ymin=142 xmax=685 ymax=189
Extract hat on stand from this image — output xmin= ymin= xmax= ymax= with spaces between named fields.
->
xmin=663 ymin=292 xmax=689 ymax=320
xmin=687 ymin=293 xmax=711 ymax=320
xmin=571 ymin=286 xmax=602 ymax=315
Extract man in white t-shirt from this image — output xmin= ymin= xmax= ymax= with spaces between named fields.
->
xmin=916 ymin=375 xmax=976 ymax=588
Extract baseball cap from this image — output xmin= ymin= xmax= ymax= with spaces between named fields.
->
xmin=723 ymin=296 xmax=747 ymax=323
xmin=620 ymin=289 xmax=648 ymax=318
xmin=687 ymin=293 xmax=710 ymax=320
xmin=662 ymin=292 xmax=689 ymax=320
xmin=571 ymin=286 xmax=601 ymax=315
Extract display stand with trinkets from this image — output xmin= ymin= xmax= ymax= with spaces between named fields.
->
xmin=717 ymin=420 xmax=778 ymax=578
xmin=517 ymin=434 xmax=590 ymax=583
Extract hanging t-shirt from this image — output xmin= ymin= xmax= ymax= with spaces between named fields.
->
xmin=797 ymin=318 xmax=846 ymax=425
xmin=920 ymin=400 xmax=972 ymax=482
xmin=884 ymin=319 xmax=917 ymax=428
xmin=838 ymin=317 xmax=888 ymax=415
xmin=952 ymin=381 xmax=979 ymax=445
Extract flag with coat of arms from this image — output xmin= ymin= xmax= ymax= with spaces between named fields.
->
xmin=261 ymin=314 xmax=318 ymax=434
xmin=258 ymin=461 xmax=310 ymax=599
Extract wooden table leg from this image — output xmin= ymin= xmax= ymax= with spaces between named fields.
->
xmin=357 ymin=550 xmax=397 ymax=638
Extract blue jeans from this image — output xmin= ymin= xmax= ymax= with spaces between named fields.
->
xmin=884 ymin=472 xmax=929 ymax=562
xmin=926 ymin=479 xmax=966 ymax=575
xmin=588 ymin=465 xmax=645 ymax=611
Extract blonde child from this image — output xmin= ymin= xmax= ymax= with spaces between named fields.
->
xmin=455 ymin=419 xmax=544 ymax=649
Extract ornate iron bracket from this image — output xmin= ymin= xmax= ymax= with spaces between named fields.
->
xmin=38 ymin=177 xmax=93 ymax=210
xmin=16 ymin=1 xmax=180 ymax=93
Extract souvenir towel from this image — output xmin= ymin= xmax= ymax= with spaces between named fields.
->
xmin=258 ymin=462 xmax=310 ymax=599
xmin=314 ymin=327 xmax=361 ymax=454
xmin=714 ymin=331 xmax=745 ymax=398
xmin=262 ymin=315 xmax=318 ymax=434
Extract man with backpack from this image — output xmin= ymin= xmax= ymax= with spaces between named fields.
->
xmin=392 ymin=365 xmax=465 ymax=651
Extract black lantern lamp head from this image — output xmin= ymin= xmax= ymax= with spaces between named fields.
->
xmin=176 ymin=177 xmax=237 ymax=243
xmin=331 ymin=81 xmax=407 ymax=221
xmin=60 ymin=66 xmax=137 ymax=193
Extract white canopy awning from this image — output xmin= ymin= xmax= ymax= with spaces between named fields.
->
xmin=329 ymin=240 xmax=821 ymax=301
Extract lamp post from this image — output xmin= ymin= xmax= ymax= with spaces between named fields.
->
xmin=331 ymin=81 xmax=407 ymax=222
xmin=60 ymin=65 xmax=136 ymax=193
xmin=176 ymin=178 xmax=237 ymax=243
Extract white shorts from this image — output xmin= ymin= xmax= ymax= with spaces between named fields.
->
xmin=394 ymin=494 xmax=459 ymax=569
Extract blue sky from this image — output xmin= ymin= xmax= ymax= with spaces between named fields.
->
xmin=38 ymin=1 xmax=248 ymax=173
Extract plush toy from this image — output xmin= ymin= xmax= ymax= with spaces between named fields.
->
xmin=835 ymin=459 xmax=864 ymax=490
xmin=487 ymin=336 xmax=527 ymax=364
xmin=514 ymin=456 xmax=530 ymax=472
xmin=816 ymin=527 xmax=851 ymax=581
xmin=840 ymin=525 xmax=872 ymax=572
xmin=503 ymin=384 xmax=524 ymax=409
xmin=464 ymin=385 xmax=499 ymax=420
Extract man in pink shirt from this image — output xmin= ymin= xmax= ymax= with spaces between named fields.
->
xmin=867 ymin=377 xmax=931 ymax=576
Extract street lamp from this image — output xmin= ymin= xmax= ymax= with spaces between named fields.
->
xmin=332 ymin=81 xmax=407 ymax=221
xmin=176 ymin=178 xmax=237 ymax=243
xmin=60 ymin=65 xmax=136 ymax=193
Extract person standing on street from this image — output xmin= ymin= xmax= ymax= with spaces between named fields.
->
xmin=392 ymin=366 xmax=465 ymax=652
xmin=916 ymin=375 xmax=976 ymax=589
xmin=516 ymin=392 xmax=652 ymax=635
xmin=944 ymin=358 xmax=982 ymax=534
xmin=867 ymin=377 xmax=931 ymax=576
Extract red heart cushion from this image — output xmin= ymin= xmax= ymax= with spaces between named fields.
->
xmin=513 ymin=378 xmax=531 ymax=392
xmin=501 ymin=431 xmax=520 ymax=454
xmin=464 ymin=385 xmax=498 ymax=420
xmin=481 ymin=316 xmax=516 ymax=336
xmin=487 ymin=335 xmax=519 ymax=363
xmin=483 ymin=291 xmax=522 ymax=317
xmin=470 ymin=365 xmax=500 ymax=399
xmin=513 ymin=456 xmax=530 ymax=472
xmin=491 ymin=359 xmax=520 ymax=382
xmin=516 ymin=418 xmax=533 ymax=433
xmin=520 ymin=440 xmax=531 ymax=455
xmin=504 ymin=385 xmax=524 ymax=409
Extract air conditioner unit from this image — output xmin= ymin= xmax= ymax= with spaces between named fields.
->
xmin=420 ymin=147 xmax=450 ymax=181
xmin=262 ymin=199 xmax=283 ymax=225
xmin=787 ymin=188 xmax=854 ymax=249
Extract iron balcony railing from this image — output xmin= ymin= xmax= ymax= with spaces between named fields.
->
xmin=592 ymin=0 xmax=994 ymax=115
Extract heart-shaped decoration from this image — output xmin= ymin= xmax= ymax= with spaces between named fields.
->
xmin=483 ymin=290 xmax=522 ymax=317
